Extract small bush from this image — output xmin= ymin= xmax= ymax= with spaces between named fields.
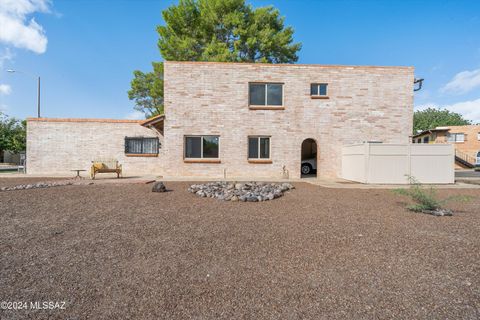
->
xmin=393 ymin=176 xmax=471 ymax=214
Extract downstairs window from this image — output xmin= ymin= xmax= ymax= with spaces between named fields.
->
xmin=125 ymin=137 xmax=159 ymax=155
xmin=185 ymin=136 xmax=219 ymax=159
xmin=248 ymin=136 xmax=270 ymax=159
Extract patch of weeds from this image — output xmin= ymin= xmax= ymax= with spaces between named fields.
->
xmin=393 ymin=176 xmax=472 ymax=216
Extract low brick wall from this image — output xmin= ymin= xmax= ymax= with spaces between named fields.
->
xmin=26 ymin=118 xmax=164 ymax=176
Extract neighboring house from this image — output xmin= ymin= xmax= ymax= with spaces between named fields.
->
xmin=412 ymin=125 xmax=480 ymax=168
xmin=0 ymin=150 xmax=22 ymax=165
xmin=27 ymin=61 xmax=414 ymax=179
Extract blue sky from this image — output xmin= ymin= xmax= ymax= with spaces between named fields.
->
xmin=1 ymin=0 xmax=480 ymax=122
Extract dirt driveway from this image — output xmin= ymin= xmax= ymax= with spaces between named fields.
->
xmin=1 ymin=180 xmax=479 ymax=319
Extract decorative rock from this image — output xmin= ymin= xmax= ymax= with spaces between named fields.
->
xmin=188 ymin=181 xmax=294 ymax=202
xmin=0 ymin=181 xmax=75 ymax=192
xmin=423 ymin=209 xmax=453 ymax=216
xmin=152 ymin=181 xmax=167 ymax=193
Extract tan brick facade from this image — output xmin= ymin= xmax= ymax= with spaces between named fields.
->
xmin=27 ymin=62 xmax=414 ymax=179
xmin=162 ymin=61 xmax=414 ymax=179
xmin=26 ymin=118 xmax=164 ymax=176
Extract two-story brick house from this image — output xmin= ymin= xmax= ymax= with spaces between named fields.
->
xmin=27 ymin=61 xmax=414 ymax=179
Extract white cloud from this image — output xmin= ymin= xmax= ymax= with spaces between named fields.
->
xmin=0 ymin=84 xmax=12 ymax=95
xmin=0 ymin=0 xmax=51 ymax=54
xmin=416 ymin=98 xmax=480 ymax=124
xmin=442 ymin=68 xmax=480 ymax=94
xmin=125 ymin=110 xmax=145 ymax=120
xmin=0 ymin=47 xmax=14 ymax=67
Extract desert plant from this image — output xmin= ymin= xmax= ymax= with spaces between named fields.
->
xmin=393 ymin=176 xmax=471 ymax=215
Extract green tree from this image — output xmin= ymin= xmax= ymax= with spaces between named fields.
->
xmin=413 ymin=107 xmax=471 ymax=133
xmin=128 ymin=0 xmax=301 ymax=117
xmin=0 ymin=113 xmax=26 ymax=155
xmin=128 ymin=62 xmax=164 ymax=117
xmin=158 ymin=0 xmax=301 ymax=63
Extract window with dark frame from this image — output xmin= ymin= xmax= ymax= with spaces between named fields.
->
xmin=311 ymin=83 xmax=328 ymax=97
xmin=125 ymin=137 xmax=159 ymax=155
xmin=447 ymin=133 xmax=465 ymax=143
xmin=185 ymin=136 xmax=219 ymax=159
xmin=248 ymin=136 xmax=270 ymax=159
xmin=249 ymin=83 xmax=283 ymax=106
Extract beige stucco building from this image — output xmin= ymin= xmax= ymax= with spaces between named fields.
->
xmin=27 ymin=61 xmax=414 ymax=179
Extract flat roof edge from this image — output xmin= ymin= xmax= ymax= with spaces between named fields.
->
xmin=26 ymin=117 xmax=143 ymax=124
xmin=165 ymin=60 xmax=414 ymax=70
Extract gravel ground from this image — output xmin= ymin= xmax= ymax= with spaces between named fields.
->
xmin=0 ymin=179 xmax=479 ymax=319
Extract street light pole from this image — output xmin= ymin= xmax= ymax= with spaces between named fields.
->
xmin=5 ymin=69 xmax=41 ymax=118
xmin=37 ymin=76 xmax=41 ymax=118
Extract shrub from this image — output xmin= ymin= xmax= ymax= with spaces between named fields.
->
xmin=393 ymin=176 xmax=471 ymax=213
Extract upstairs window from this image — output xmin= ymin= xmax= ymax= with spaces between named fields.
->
xmin=249 ymin=83 xmax=283 ymax=106
xmin=477 ymin=132 xmax=480 ymax=140
xmin=248 ymin=136 xmax=270 ymax=159
xmin=311 ymin=83 xmax=328 ymax=97
xmin=125 ymin=137 xmax=159 ymax=155
xmin=185 ymin=136 xmax=219 ymax=159
xmin=447 ymin=133 xmax=465 ymax=143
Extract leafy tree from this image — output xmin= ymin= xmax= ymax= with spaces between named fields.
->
xmin=128 ymin=0 xmax=301 ymax=117
xmin=157 ymin=0 xmax=301 ymax=63
xmin=413 ymin=107 xmax=471 ymax=133
xmin=128 ymin=62 xmax=164 ymax=117
xmin=0 ymin=113 xmax=26 ymax=155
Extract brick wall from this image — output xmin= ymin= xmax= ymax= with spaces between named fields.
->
xmin=163 ymin=61 xmax=414 ymax=179
xmin=27 ymin=118 xmax=164 ymax=176
xmin=446 ymin=125 xmax=480 ymax=159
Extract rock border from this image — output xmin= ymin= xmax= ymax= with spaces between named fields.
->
xmin=188 ymin=181 xmax=294 ymax=202
xmin=0 ymin=181 xmax=75 ymax=192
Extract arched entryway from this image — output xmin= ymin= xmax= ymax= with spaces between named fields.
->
xmin=301 ymin=138 xmax=318 ymax=177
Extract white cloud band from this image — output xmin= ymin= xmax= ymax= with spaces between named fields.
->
xmin=442 ymin=68 xmax=480 ymax=94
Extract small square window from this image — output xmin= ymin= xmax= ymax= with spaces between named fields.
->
xmin=477 ymin=132 xmax=480 ymax=141
xmin=248 ymin=136 xmax=270 ymax=159
xmin=311 ymin=83 xmax=328 ymax=97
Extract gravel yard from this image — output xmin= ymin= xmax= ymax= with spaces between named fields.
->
xmin=0 ymin=179 xmax=479 ymax=319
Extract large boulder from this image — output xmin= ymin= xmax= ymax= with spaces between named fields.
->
xmin=152 ymin=181 xmax=167 ymax=193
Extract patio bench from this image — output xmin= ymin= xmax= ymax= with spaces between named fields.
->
xmin=90 ymin=159 xmax=122 ymax=179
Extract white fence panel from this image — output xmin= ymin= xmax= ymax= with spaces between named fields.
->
xmin=341 ymin=143 xmax=454 ymax=184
